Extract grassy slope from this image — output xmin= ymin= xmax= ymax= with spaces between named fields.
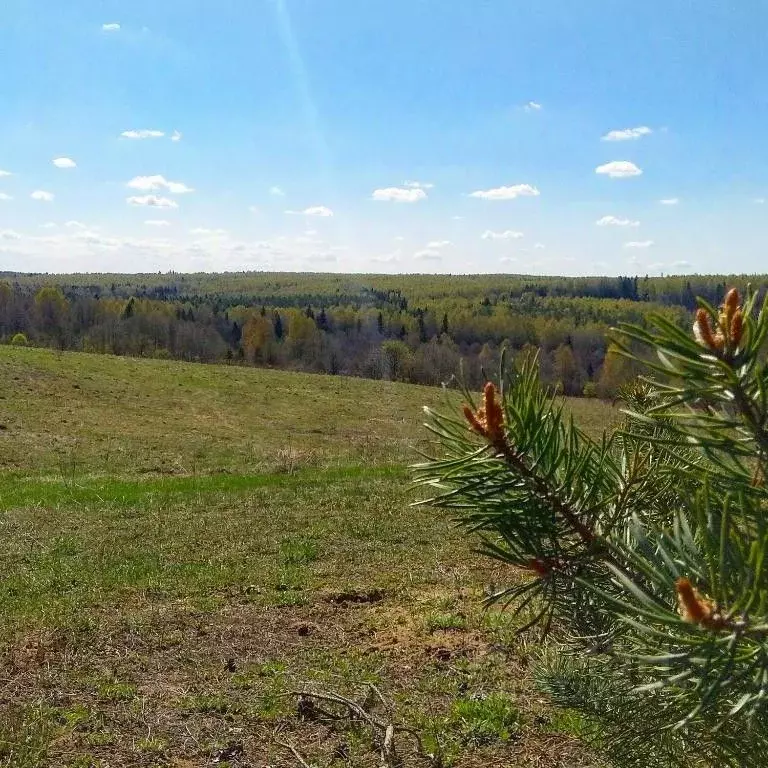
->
xmin=0 ymin=347 xmax=616 ymax=768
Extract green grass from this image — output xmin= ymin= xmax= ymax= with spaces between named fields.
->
xmin=0 ymin=346 xmax=615 ymax=767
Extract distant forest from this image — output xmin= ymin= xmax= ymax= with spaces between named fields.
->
xmin=2 ymin=272 xmax=766 ymax=397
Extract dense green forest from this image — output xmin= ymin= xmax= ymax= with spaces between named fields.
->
xmin=2 ymin=271 xmax=766 ymax=396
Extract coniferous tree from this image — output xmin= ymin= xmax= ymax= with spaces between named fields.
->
xmin=414 ymin=288 xmax=768 ymax=767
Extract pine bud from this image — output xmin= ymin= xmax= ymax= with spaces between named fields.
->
xmin=526 ymin=558 xmax=551 ymax=577
xmin=693 ymin=309 xmax=723 ymax=351
xmin=730 ymin=309 xmax=744 ymax=347
xmin=463 ymin=382 xmax=507 ymax=448
xmin=482 ymin=382 xmax=505 ymax=444
xmin=724 ymin=288 xmax=740 ymax=317
xmin=675 ymin=577 xmax=727 ymax=631
xmin=463 ymin=404 xmax=486 ymax=436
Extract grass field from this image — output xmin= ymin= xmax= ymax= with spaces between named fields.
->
xmin=0 ymin=347 xmax=617 ymax=767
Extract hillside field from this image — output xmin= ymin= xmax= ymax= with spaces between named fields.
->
xmin=0 ymin=347 xmax=616 ymax=767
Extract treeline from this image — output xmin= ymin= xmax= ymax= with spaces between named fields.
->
xmin=2 ymin=272 xmax=766 ymax=397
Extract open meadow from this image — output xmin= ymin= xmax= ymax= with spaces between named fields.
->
xmin=0 ymin=347 xmax=616 ymax=767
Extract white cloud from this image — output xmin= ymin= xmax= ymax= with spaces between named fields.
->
xmin=121 ymin=129 xmax=165 ymax=140
xmin=102 ymin=22 xmax=120 ymax=32
xmin=53 ymin=157 xmax=76 ymax=169
xmin=305 ymin=206 xmax=334 ymax=217
xmin=0 ymin=169 xmax=12 ymax=177
xmin=31 ymin=190 xmax=54 ymax=202
xmin=191 ymin=228 xmax=228 ymax=236
xmin=524 ymin=101 xmax=542 ymax=112
xmin=469 ymin=184 xmax=540 ymax=200
xmin=481 ymin=229 xmax=524 ymax=240
xmin=171 ymin=130 xmax=182 ymax=142
xmin=286 ymin=205 xmax=334 ymax=217
xmin=248 ymin=205 xmax=260 ymax=214
xmin=595 ymin=161 xmax=642 ymax=178
xmin=499 ymin=256 xmax=518 ymax=263
xmin=42 ymin=222 xmax=57 ymax=229
xmin=426 ymin=240 xmax=452 ymax=249
xmin=372 ymin=186 xmax=427 ymax=202
xmin=596 ymin=215 xmax=640 ymax=227
xmin=126 ymin=194 xmax=179 ymax=209
xmin=671 ymin=260 xmax=691 ymax=269
xmin=269 ymin=186 xmax=286 ymax=197
xmin=65 ymin=221 xmax=87 ymax=229
xmin=75 ymin=231 xmax=121 ymax=248
xmin=403 ymin=180 xmax=434 ymax=189
xmin=754 ymin=198 xmax=766 ymax=205
xmin=145 ymin=219 xmax=170 ymax=226
xmin=413 ymin=249 xmax=442 ymax=261
xmin=371 ymin=251 xmax=401 ymax=264
xmin=0 ymin=229 xmax=21 ymax=240
xmin=534 ymin=243 xmax=546 ymax=250
xmin=624 ymin=240 xmax=655 ymax=248
xmin=660 ymin=198 xmax=680 ymax=205
xmin=127 ymin=175 xmax=194 ymax=194
xmin=0 ymin=192 xmax=12 ymax=201
xmin=451 ymin=215 xmax=464 ymax=221
xmin=601 ymin=126 xmax=652 ymax=142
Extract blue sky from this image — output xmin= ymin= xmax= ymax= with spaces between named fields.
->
xmin=1 ymin=0 xmax=767 ymax=275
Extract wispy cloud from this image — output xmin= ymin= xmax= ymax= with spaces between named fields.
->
xmin=0 ymin=170 xmax=13 ymax=177
xmin=286 ymin=206 xmax=334 ymax=217
xmin=0 ymin=229 xmax=22 ymax=240
xmin=304 ymin=206 xmax=334 ymax=217
xmin=126 ymin=195 xmax=179 ymax=209
xmin=127 ymin=175 xmax=194 ymax=194
xmin=660 ymin=198 xmax=680 ymax=205
xmin=524 ymin=101 xmax=542 ymax=112
xmin=595 ymin=161 xmax=642 ymax=178
xmin=371 ymin=251 xmax=402 ymax=264
xmin=145 ymin=219 xmax=170 ymax=226
xmin=64 ymin=221 xmax=87 ymax=229
xmin=413 ymin=249 xmax=442 ymax=261
xmin=121 ymin=129 xmax=165 ymax=140
xmin=372 ymin=186 xmax=427 ymax=202
xmin=102 ymin=22 xmax=120 ymax=32
xmin=469 ymin=184 xmax=540 ymax=200
xmin=269 ymin=186 xmax=286 ymax=197
xmin=31 ymin=190 xmax=54 ymax=202
xmin=426 ymin=240 xmax=452 ymax=249
xmin=481 ymin=229 xmax=524 ymax=240
xmin=52 ymin=157 xmax=76 ymax=169
xmin=754 ymin=198 xmax=766 ymax=205
xmin=171 ymin=130 xmax=182 ymax=142
xmin=534 ymin=243 xmax=546 ymax=250
xmin=403 ymin=180 xmax=434 ymax=189
xmin=0 ymin=193 xmax=12 ymax=201
xmin=596 ymin=215 xmax=639 ymax=227
xmin=74 ymin=231 xmax=121 ymax=249
xmin=601 ymin=126 xmax=652 ymax=141
xmin=671 ymin=260 xmax=691 ymax=269
xmin=191 ymin=228 xmax=228 ymax=236
xmin=624 ymin=240 xmax=654 ymax=248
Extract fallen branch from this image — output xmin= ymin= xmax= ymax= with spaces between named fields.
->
xmin=290 ymin=688 xmax=426 ymax=759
